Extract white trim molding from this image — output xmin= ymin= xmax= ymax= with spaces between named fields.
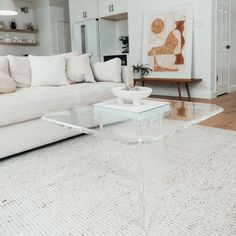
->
xmin=229 ymin=84 xmax=236 ymax=93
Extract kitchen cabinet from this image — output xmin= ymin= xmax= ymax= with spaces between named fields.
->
xmin=98 ymin=0 xmax=127 ymax=18
xmin=70 ymin=0 xmax=98 ymax=22
xmin=73 ymin=19 xmax=100 ymax=63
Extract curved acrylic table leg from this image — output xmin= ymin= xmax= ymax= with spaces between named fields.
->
xmin=138 ymin=142 xmax=149 ymax=232
xmin=138 ymin=137 xmax=148 ymax=232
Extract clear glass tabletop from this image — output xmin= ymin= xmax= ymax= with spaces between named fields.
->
xmin=42 ymin=99 xmax=223 ymax=233
xmin=42 ymin=99 xmax=223 ymax=145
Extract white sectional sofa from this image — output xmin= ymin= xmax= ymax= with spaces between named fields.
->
xmin=0 ymin=54 xmax=133 ymax=159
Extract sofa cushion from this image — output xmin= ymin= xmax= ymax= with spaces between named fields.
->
xmin=7 ymin=55 xmax=31 ymax=88
xmin=0 ymin=82 xmax=123 ymax=127
xmin=93 ymin=58 xmax=122 ymax=83
xmin=29 ymin=55 xmax=69 ymax=87
xmin=66 ymin=54 xmax=96 ymax=83
xmin=0 ymin=71 xmax=16 ymax=94
xmin=0 ymin=56 xmax=9 ymax=75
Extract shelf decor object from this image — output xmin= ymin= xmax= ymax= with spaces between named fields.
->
xmin=0 ymin=28 xmax=38 ymax=33
xmin=0 ymin=41 xmax=38 ymax=46
xmin=0 ymin=0 xmax=18 ymax=16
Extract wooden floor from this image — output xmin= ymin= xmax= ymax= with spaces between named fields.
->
xmin=152 ymin=92 xmax=236 ymax=132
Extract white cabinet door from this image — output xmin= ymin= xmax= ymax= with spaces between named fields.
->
xmin=98 ymin=0 xmax=127 ymax=18
xmin=98 ymin=0 xmax=112 ymax=17
xmin=112 ymin=0 xmax=127 ymax=15
xmin=73 ymin=0 xmax=98 ymax=22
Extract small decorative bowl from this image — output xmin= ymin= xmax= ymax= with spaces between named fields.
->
xmin=111 ymin=86 xmax=152 ymax=106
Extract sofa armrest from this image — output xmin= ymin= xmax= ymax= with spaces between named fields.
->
xmin=121 ymin=66 xmax=134 ymax=86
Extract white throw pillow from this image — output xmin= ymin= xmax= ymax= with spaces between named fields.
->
xmin=0 ymin=71 xmax=16 ymax=94
xmin=92 ymin=58 xmax=122 ymax=83
xmin=7 ymin=55 xmax=31 ymax=87
xmin=0 ymin=56 xmax=9 ymax=75
xmin=29 ymin=55 xmax=69 ymax=87
xmin=66 ymin=54 xmax=95 ymax=83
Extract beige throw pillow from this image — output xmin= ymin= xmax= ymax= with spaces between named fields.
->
xmin=66 ymin=54 xmax=96 ymax=83
xmin=92 ymin=58 xmax=122 ymax=83
xmin=0 ymin=56 xmax=9 ymax=75
xmin=0 ymin=71 xmax=16 ymax=94
xmin=7 ymin=55 xmax=31 ymax=88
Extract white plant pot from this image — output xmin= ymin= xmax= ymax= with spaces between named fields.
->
xmin=111 ymin=86 xmax=152 ymax=106
xmin=134 ymin=71 xmax=141 ymax=79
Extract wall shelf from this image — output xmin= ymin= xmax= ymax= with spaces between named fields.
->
xmin=101 ymin=12 xmax=128 ymax=21
xmin=0 ymin=29 xmax=38 ymax=34
xmin=0 ymin=42 xmax=38 ymax=46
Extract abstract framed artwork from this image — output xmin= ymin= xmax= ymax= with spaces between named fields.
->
xmin=142 ymin=5 xmax=193 ymax=78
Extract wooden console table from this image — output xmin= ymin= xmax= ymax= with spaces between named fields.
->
xmin=134 ymin=78 xmax=202 ymax=100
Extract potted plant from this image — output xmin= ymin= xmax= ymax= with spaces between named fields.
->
xmin=132 ymin=63 xmax=152 ymax=78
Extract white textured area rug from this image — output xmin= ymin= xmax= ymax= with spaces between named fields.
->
xmin=0 ymin=126 xmax=236 ymax=236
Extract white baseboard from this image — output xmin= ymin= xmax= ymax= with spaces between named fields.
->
xmin=229 ymin=85 xmax=236 ymax=93
xmin=211 ymin=91 xmax=217 ymax=99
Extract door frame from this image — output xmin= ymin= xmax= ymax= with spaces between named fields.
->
xmin=215 ymin=0 xmax=231 ymax=96
xmin=55 ymin=20 xmax=71 ymax=54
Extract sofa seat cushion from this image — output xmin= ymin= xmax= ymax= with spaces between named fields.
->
xmin=0 ymin=82 xmax=123 ymax=127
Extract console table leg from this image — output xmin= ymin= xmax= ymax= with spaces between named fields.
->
xmin=176 ymin=82 xmax=182 ymax=100
xmin=185 ymin=83 xmax=191 ymax=100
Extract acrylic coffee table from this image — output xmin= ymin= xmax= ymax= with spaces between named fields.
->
xmin=42 ymin=99 xmax=223 ymax=233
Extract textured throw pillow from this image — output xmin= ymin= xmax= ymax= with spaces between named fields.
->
xmin=92 ymin=58 xmax=122 ymax=83
xmin=0 ymin=56 xmax=9 ymax=76
xmin=0 ymin=71 xmax=16 ymax=94
xmin=29 ymin=55 xmax=69 ymax=87
xmin=66 ymin=54 xmax=95 ymax=83
xmin=7 ymin=55 xmax=31 ymax=88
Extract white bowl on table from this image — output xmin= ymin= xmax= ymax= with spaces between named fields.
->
xmin=111 ymin=86 xmax=152 ymax=106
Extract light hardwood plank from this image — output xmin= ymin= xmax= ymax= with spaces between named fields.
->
xmin=151 ymin=92 xmax=236 ymax=131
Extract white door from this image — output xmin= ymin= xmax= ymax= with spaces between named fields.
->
xmin=57 ymin=21 xmax=71 ymax=54
xmin=216 ymin=0 xmax=231 ymax=96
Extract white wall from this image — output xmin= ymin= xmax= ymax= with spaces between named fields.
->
xmin=33 ymin=0 xmax=52 ymax=55
xmin=0 ymin=0 xmax=34 ymax=29
xmin=229 ymin=0 xmax=236 ymax=92
xmin=128 ymin=0 xmax=214 ymax=99
xmin=0 ymin=0 xmax=38 ymax=56
xmin=33 ymin=0 xmax=70 ymax=55
xmin=49 ymin=0 xmax=70 ymax=54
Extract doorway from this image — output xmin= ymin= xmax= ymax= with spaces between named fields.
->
xmin=56 ymin=21 xmax=72 ymax=54
xmin=216 ymin=0 xmax=231 ymax=96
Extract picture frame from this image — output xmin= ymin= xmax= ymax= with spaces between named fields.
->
xmin=142 ymin=5 xmax=194 ymax=79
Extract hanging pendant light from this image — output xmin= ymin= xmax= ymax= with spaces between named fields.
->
xmin=0 ymin=0 xmax=18 ymax=16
